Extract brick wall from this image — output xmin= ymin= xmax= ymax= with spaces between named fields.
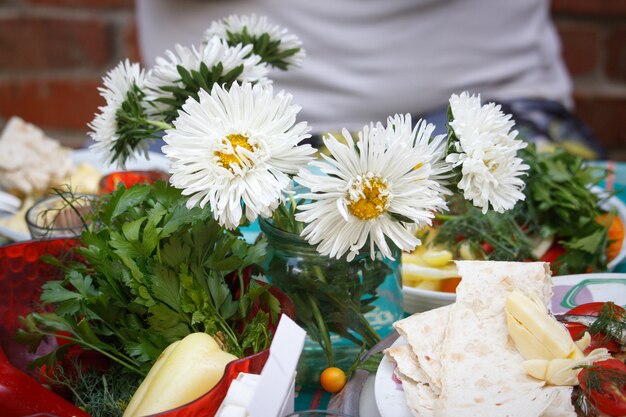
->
xmin=0 ymin=0 xmax=625 ymax=159
xmin=0 ymin=0 xmax=137 ymax=147
xmin=552 ymin=0 xmax=626 ymax=160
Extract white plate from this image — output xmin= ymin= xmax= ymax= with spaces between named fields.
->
xmin=402 ymin=194 xmax=626 ymax=314
xmin=0 ymin=150 xmax=169 ymax=241
xmin=376 ymin=273 xmax=626 ymax=417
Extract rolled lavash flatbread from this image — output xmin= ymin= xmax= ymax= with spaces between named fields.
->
xmin=433 ymin=261 xmax=574 ymax=417
xmin=386 ymin=345 xmax=437 ymax=417
xmin=394 ymin=305 xmax=451 ymax=395
xmin=386 ymin=305 xmax=452 ymax=417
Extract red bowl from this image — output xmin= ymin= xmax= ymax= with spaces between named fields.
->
xmin=0 ymin=238 xmax=294 ymax=417
xmin=0 ymin=239 xmax=78 ymax=371
xmin=98 ymin=170 xmax=169 ymax=194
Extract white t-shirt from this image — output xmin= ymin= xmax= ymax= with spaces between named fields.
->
xmin=136 ymin=0 xmax=572 ymax=133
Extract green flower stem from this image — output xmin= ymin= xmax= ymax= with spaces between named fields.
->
xmin=312 ymin=265 xmax=381 ymax=348
xmin=307 ymin=293 xmax=334 ymax=366
xmin=435 ymin=214 xmax=454 ymax=221
xmin=145 ymin=119 xmax=173 ymax=131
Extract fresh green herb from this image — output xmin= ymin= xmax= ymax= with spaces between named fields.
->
xmin=19 ymin=181 xmax=280 ymax=376
xmin=431 ymin=144 xmax=612 ymax=274
xmin=43 ymin=361 xmax=140 ymax=417
xmin=519 ymin=144 xmax=610 ymax=274
xmin=434 ymin=199 xmax=535 ymax=261
xmin=587 ymin=302 xmax=626 ymax=344
xmin=576 ymin=363 xmax=626 ymax=417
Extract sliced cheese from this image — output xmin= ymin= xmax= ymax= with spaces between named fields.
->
xmin=523 ymin=348 xmax=611 ymax=386
xmin=506 ymin=311 xmax=554 ymax=360
xmin=506 ymin=291 xmax=577 ymax=359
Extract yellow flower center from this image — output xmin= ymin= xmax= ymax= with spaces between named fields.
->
xmin=215 ymin=134 xmax=254 ymax=172
xmin=347 ymin=176 xmax=389 ymax=221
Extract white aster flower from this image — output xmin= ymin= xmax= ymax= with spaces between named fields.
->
xmin=144 ymin=37 xmax=270 ymax=114
xmin=204 ymin=14 xmax=305 ymax=68
xmin=89 ymin=59 xmax=148 ymax=168
xmin=296 ymin=119 xmax=450 ymax=261
xmin=446 ymin=92 xmax=529 ymax=213
xmin=384 ymin=114 xmax=453 ymax=192
xmin=163 ymin=82 xmax=314 ymax=230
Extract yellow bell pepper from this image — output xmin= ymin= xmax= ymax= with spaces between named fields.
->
xmin=123 ymin=333 xmax=238 ymax=417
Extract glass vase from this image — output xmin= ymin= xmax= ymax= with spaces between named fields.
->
xmin=259 ymin=217 xmax=403 ymax=386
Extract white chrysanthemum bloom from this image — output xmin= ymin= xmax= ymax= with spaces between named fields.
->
xmin=296 ymin=119 xmax=451 ymax=261
xmin=89 ymin=59 xmax=148 ymax=168
xmin=163 ymin=82 xmax=314 ymax=230
xmin=204 ymin=14 xmax=305 ymax=68
xmin=446 ymin=92 xmax=529 ymax=213
xmin=144 ymin=37 xmax=270 ymax=114
xmin=384 ymin=114 xmax=453 ymax=192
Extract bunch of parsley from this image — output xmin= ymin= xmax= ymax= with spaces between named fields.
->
xmin=433 ymin=144 xmax=610 ymax=274
xmin=19 ymin=181 xmax=280 ymax=376
xmin=519 ymin=144 xmax=611 ymax=274
xmin=434 ymin=144 xmax=612 ymax=274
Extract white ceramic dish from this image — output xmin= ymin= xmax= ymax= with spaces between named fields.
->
xmin=402 ymin=194 xmax=626 ymax=314
xmin=0 ymin=149 xmax=169 ymax=241
xmin=378 ymin=273 xmax=626 ymax=417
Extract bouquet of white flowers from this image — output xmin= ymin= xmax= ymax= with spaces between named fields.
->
xmin=88 ymin=14 xmax=529 ymax=376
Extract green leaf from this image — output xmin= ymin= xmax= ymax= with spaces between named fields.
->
xmin=111 ymin=186 xmax=151 ymax=220
xmin=148 ymin=304 xmax=190 ymax=343
xmin=151 ymin=266 xmax=182 ymax=311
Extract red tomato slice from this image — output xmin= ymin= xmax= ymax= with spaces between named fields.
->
xmin=540 ymin=243 xmax=566 ymax=264
xmin=480 ymin=242 xmax=494 ymax=255
xmin=578 ymin=359 xmax=626 ymax=417
xmin=567 ymin=302 xmax=624 ymax=317
xmin=565 ymin=302 xmax=624 ymax=353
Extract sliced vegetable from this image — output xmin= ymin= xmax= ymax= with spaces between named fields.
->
xmin=123 ymin=332 xmax=237 ymax=417
xmin=565 ymin=302 xmax=625 ymax=353
xmin=596 ymin=213 xmax=625 ymax=262
xmin=578 ymin=359 xmax=626 ymax=417
xmin=440 ymin=277 xmax=461 ymax=293
xmin=539 ymin=243 xmax=566 ymax=265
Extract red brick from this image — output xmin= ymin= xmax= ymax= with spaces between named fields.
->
xmin=26 ymin=0 xmax=133 ymax=8
xmin=573 ymin=92 xmax=626 ymax=152
xmin=606 ymin=25 xmax=626 ymax=83
xmin=556 ymin=22 xmax=600 ymax=77
xmin=0 ymin=17 xmax=111 ymax=70
xmin=552 ymin=0 xmax=626 ymax=17
xmin=0 ymin=78 xmax=104 ymax=131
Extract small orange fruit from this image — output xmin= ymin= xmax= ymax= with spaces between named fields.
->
xmin=320 ymin=367 xmax=347 ymax=393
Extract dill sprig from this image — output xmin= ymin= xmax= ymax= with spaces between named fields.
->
xmin=433 ymin=198 xmax=535 ymax=261
xmin=577 ymin=362 xmax=626 ymax=417
xmin=587 ymin=302 xmax=626 ymax=345
xmin=43 ymin=360 xmax=140 ymax=417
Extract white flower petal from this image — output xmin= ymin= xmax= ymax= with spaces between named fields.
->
xmin=295 ymin=114 xmax=452 ymax=260
xmin=164 ymin=82 xmax=314 ymax=229
xmin=447 ymin=92 xmax=528 ymax=213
